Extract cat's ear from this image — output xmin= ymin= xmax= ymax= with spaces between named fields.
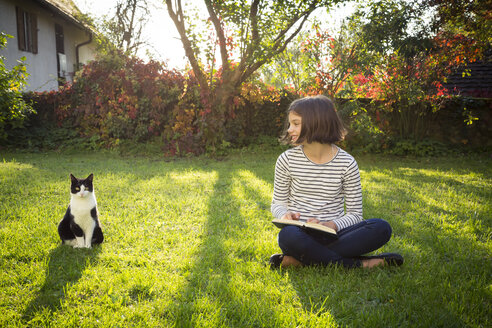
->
xmin=87 ymin=173 xmax=94 ymax=181
xmin=70 ymin=174 xmax=77 ymax=182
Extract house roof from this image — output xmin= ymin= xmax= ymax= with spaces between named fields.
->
xmin=444 ymin=52 xmax=492 ymax=98
xmin=34 ymin=0 xmax=92 ymax=33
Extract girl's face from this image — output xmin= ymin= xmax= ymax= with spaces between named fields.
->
xmin=287 ymin=111 xmax=302 ymax=144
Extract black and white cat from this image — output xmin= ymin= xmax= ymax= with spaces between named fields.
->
xmin=58 ymin=173 xmax=104 ymax=248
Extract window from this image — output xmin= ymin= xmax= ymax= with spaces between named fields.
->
xmin=16 ymin=7 xmax=38 ymax=54
xmin=55 ymin=24 xmax=66 ymax=83
xmin=55 ymin=24 xmax=64 ymax=54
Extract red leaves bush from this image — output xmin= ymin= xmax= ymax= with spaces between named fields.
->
xmin=73 ymin=55 xmax=185 ymax=144
xmin=32 ymin=55 xmax=184 ymax=147
xmin=28 ymin=54 xmax=299 ymax=154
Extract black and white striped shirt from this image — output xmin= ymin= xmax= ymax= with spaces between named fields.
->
xmin=271 ymin=145 xmax=363 ymax=230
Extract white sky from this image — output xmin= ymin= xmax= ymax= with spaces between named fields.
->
xmin=73 ymin=0 xmax=355 ymax=70
xmin=74 ymin=0 xmax=186 ymax=67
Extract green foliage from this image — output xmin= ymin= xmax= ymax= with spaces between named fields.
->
xmin=426 ymin=0 xmax=491 ymax=49
xmin=6 ymin=76 xmax=489 ymax=155
xmin=260 ymin=32 xmax=314 ymax=91
xmin=262 ymin=21 xmax=364 ymax=98
xmin=4 ymin=54 xmax=191 ymax=152
xmin=389 ymin=139 xmax=450 ymax=156
xmin=338 ymin=100 xmax=388 ymax=153
xmin=0 ymin=33 xmax=34 ymax=140
xmin=8 ymin=91 xmax=86 ymax=150
xmin=4 ymin=122 xmax=79 ymax=151
xmin=339 ymin=1 xmax=484 ymax=140
xmin=164 ymin=74 xmax=300 ymax=156
xmin=337 ymin=97 xmax=492 ymax=156
xmin=341 ymin=0 xmax=437 ymax=132
xmin=3 ymin=20 xmax=488 ymax=155
xmin=261 ymin=0 xmax=487 ymax=145
xmin=7 ymin=55 xmax=300 ymax=156
xmin=353 ymin=0 xmax=432 ymax=57
xmin=162 ymin=73 xmax=205 ymax=156
xmin=301 ymin=21 xmax=371 ymax=98
xmin=0 ymin=151 xmax=490 ymax=327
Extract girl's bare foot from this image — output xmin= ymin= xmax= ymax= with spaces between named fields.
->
xmin=281 ymin=255 xmax=303 ymax=268
xmin=362 ymin=258 xmax=385 ymax=268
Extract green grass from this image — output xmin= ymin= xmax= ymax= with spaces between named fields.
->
xmin=0 ymin=148 xmax=490 ymax=327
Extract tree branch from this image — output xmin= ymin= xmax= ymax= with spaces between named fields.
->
xmin=204 ymin=0 xmax=230 ymax=72
xmin=250 ymin=0 xmax=260 ymax=44
xmin=236 ymin=0 xmax=260 ymax=79
xmin=165 ymin=0 xmax=208 ymax=89
xmin=240 ymin=3 xmax=316 ymax=85
xmin=270 ymin=1 xmax=318 ymax=55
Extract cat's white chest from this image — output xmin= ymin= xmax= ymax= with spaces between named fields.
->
xmin=70 ymin=194 xmax=97 ymax=230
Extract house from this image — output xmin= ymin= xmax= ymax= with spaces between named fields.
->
xmin=444 ymin=51 xmax=492 ymax=99
xmin=0 ymin=0 xmax=97 ymax=92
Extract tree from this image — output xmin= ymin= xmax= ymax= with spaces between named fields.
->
xmin=261 ymin=0 xmax=485 ymax=142
xmin=165 ymin=0 xmax=345 ymax=152
xmin=100 ymin=0 xmax=151 ymax=56
xmin=354 ymin=0 xmax=432 ymax=56
xmin=259 ymin=32 xmax=311 ymax=91
xmin=425 ymin=0 xmax=491 ymax=50
xmin=300 ymin=21 xmax=373 ymax=98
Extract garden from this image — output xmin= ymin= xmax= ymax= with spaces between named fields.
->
xmin=0 ymin=0 xmax=490 ymax=327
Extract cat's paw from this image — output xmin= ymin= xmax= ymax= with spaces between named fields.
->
xmin=73 ymin=244 xmax=83 ymax=248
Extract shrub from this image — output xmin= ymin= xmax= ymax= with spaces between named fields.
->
xmin=389 ymin=139 xmax=450 ymax=156
xmin=163 ymin=77 xmax=300 ymax=156
xmin=0 ymin=33 xmax=34 ymax=140
xmin=4 ymin=50 xmax=489 ymax=155
xmin=225 ymin=83 xmax=299 ymax=146
xmin=337 ymin=99 xmax=389 ymax=153
xmin=162 ymin=73 xmax=205 ymax=156
xmin=55 ymin=53 xmax=185 ymax=146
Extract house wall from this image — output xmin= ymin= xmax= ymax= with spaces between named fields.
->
xmin=0 ymin=0 xmax=96 ymax=92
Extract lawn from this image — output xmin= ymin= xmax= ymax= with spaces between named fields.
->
xmin=0 ymin=147 xmax=490 ymax=327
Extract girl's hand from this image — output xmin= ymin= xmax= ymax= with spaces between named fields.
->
xmin=307 ymin=218 xmax=320 ymax=224
xmin=321 ymin=220 xmax=338 ymax=232
xmin=281 ymin=212 xmax=300 ymax=221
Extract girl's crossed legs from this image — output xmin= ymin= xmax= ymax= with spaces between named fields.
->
xmin=278 ymin=218 xmax=392 ymax=268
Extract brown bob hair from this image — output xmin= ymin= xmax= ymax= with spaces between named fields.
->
xmin=280 ymin=95 xmax=346 ymax=145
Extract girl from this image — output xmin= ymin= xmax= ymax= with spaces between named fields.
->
xmin=270 ymin=95 xmax=403 ymax=269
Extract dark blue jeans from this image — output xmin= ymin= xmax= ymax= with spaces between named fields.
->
xmin=278 ymin=218 xmax=392 ymax=268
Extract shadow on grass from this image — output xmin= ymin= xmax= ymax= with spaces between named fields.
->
xmin=21 ymin=244 xmax=101 ymax=323
xmin=162 ymin=169 xmax=281 ymax=327
xmin=362 ymin=167 xmax=490 ymax=256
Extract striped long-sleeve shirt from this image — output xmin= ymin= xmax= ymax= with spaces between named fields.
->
xmin=271 ymin=145 xmax=363 ymax=231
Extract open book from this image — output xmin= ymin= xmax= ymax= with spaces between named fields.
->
xmin=272 ymin=218 xmax=338 ymax=242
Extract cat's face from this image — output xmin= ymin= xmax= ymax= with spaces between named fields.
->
xmin=70 ymin=174 xmax=94 ymax=198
